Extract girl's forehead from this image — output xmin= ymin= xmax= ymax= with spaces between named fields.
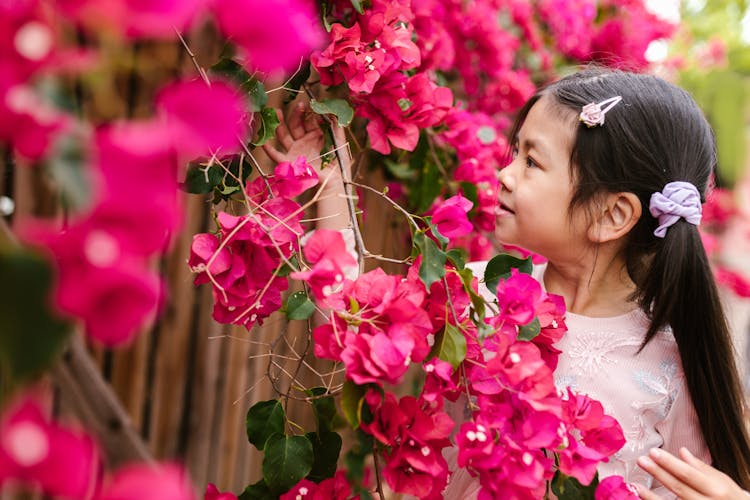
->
xmin=519 ymin=96 xmax=577 ymax=151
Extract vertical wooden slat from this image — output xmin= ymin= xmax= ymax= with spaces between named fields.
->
xmin=147 ymin=194 xmax=207 ymax=458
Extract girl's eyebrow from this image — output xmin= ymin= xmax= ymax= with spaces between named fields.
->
xmin=518 ymin=136 xmax=551 ymax=162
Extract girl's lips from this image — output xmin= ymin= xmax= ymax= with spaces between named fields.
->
xmin=496 ymin=201 xmax=514 ymax=215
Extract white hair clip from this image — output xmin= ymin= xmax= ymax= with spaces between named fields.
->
xmin=579 ymin=96 xmax=623 ymax=127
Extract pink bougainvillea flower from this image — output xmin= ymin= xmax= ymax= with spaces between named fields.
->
xmin=20 ymin=217 xmax=162 ymax=346
xmin=595 ymin=475 xmax=639 ymax=500
xmin=0 ymin=86 xmax=70 ymax=161
xmin=362 ymin=392 xmax=452 ymax=499
xmin=156 ymin=79 xmax=248 ymax=159
xmin=493 ymin=269 xmax=544 ymax=327
xmin=716 ymin=267 xmax=750 ymax=298
xmin=204 ymin=484 xmax=236 ymax=500
xmin=213 ymin=0 xmax=324 ymax=74
xmin=291 ymin=228 xmax=356 ymax=301
xmin=57 ymin=0 xmax=207 ymax=39
xmin=431 ymin=194 xmax=473 ymax=238
xmin=272 ymin=156 xmax=319 ymax=198
xmin=97 ymin=463 xmax=195 ymax=500
xmin=0 ymin=396 xmax=99 ymax=499
xmin=280 ymin=470 xmax=352 ymax=500
xmin=421 ymin=358 xmax=459 ymax=403
xmin=93 ymin=120 xmax=183 ymax=254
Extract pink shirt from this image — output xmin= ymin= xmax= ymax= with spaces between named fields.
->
xmin=442 ymin=262 xmax=710 ymax=498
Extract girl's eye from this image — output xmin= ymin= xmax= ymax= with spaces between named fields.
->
xmin=525 ymin=156 xmax=539 ymax=169
xmin=511 ymin=145 xmax=519 ymax=159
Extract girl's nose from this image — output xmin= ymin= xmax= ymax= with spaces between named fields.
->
xmin=497 ymin=163 xmax=514 ymax=192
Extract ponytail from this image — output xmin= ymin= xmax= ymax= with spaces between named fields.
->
xmin=638 ymin=221 xmax=750 ymax=489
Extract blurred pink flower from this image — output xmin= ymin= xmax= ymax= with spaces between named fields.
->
xmin=97 ymin=463 xmax=195 ymax=500
xmin=57 ymin=0 xmax=207 ymax=39
xmin=0 ymin=396 xmax=99 ymax=499
xmin=213 ymin=0 xmax=324 ymax=74
xmin=156 ymin=79 xmax=248 ymax=159
xmin=204 ymin=484 xmax=236 ymax=500
xmin=0 ymin=86 xmax=70 ymax=160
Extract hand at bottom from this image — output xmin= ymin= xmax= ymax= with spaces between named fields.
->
xmin=635 ymin=447 xmax=748 ymax=499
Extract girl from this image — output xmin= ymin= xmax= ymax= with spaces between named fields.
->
xmin=448 ymin=67 xmax=750 ymax=497
xmin=269 ymin=68 xmax=750 ymax=497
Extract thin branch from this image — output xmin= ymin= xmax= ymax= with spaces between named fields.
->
xmin=174 ymin=30 xmax=210 ymax=86
xmin=346 ymin=180 xmax=420 ymax=233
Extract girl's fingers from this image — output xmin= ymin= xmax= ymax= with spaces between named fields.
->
xmin=287 ymin=102 xmax=306 ymax=140
xmin=678 ymin=447 xmax=716 ymax=475
xmin=637 ymin=452 xmax=703 ymax=499
xmin=262 ymin=142 xmax=286 ymax=163
xmin=634 ymin=482 xmax=662 ymax=500
xmin=274 ymin=109 xmax=294 ymax=150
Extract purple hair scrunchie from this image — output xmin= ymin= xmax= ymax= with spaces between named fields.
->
xmin=649 ymin=181 xmax=702 ymax=238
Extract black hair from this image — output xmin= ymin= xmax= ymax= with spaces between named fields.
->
xmin=509 ymin=68 xmax=750 ymax=487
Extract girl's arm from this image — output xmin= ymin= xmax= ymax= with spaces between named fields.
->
xmin=262 ymin=102 xmax=352 ymax=231
xmin=635 ymin=447 xmax=749 ymax=499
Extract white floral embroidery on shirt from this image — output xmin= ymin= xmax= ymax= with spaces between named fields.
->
xmin=617 ymin=360 xmax=680 ymax=461
xmin=565 ymin=331 xmax=642 ymax=375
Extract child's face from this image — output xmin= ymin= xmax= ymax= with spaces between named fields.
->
xmin=495 ymin=95 xmax=590 ymax=261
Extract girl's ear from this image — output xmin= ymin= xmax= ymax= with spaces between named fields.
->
xmin=587 ymin=192 xmax=642 ymax=243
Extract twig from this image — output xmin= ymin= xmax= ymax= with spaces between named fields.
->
xmin=174 ymin=30 xmax=210 ymax=86
xmin=346 ymin=180 xmax=420 ymax=233
xmin=372 ymin=444 xmax=387 ymax=500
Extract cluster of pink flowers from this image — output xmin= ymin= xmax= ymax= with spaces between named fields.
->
xmin=361 ymin=391 xmax=453 ymax=499
xmin=311 ymin=262 xmax=434 ymax=385
xmin=0 ymin=394 xmax=196 ymax=500
xmin=433 ymin=271 xmax=629 ymax=498
xmin=311 ymin=0 xmax=453 ymax=154
xmin=190 ymin=157 xmax=321 ymax=329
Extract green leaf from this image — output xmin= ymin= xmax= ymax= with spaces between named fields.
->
xmin=457 ymin=267 xmax=486 ymax=320
xmin=181 ymin=162 xmax=223 ymax=194
xmin=262 ymin=434 xmax=314 ymax=493
xmin=238 ymin=480 xmax=275 ymax=500
xmin=350 ymin=0 xmax=365 ymax=14
xmin=210 ymin=58 xmax=268 ymax=112
xmin=517 ymin=318 xmax=541 ymax=341
xmin=276 ymin=256 xmax=299 ymax=277
xmin=0 ymin=251 xmax=72 ymax=386
xmin=246 ymin=399 xmax=285 ymax=450
xmin=551 ymin=470 xmax=599 ymax=500
xmin=344 ymin=429 xmax=374 ymax=487
xmin=306 ymin=431 xmax=342 ymax=482
xmin=384 ymin=160 xmax=416 ymax=180
xmin=252 ymin=108 xmax=281 ymax=146
xmin=430 ymin=323 xmax=467 ymax=369
xmin=459 ymin=182 xmax=479 ymax=215
xmin=305 ymin=387 xmax=341 ymax=433
xmin=341 ymin=380 xmax=367 ymax=428
xmin=407 ymin=133 xmax=443 ymax=213
xmin=484 ymin=253 xmax=533 ymax=295
xmin=310 ymin=98 xmax=354 ymax=127
xmin=413 ymin=232 xmax=447 ymax=289
xmin=446 ymin=248 xmax=466 ymax=270
xmin=285 ymin=291 xmax=315 ymax=320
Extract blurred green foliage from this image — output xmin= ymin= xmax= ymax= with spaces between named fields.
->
xmin=675 ymin=0 xmax=750 ymax=185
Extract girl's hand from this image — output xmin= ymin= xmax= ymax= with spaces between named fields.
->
xmin=635 ymin=447 xmax=749 ymax=499
xmin=262 ymin=101 xmax=347 ymax=189
xmin=263 ymin=101 xmax=352 ymax=230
